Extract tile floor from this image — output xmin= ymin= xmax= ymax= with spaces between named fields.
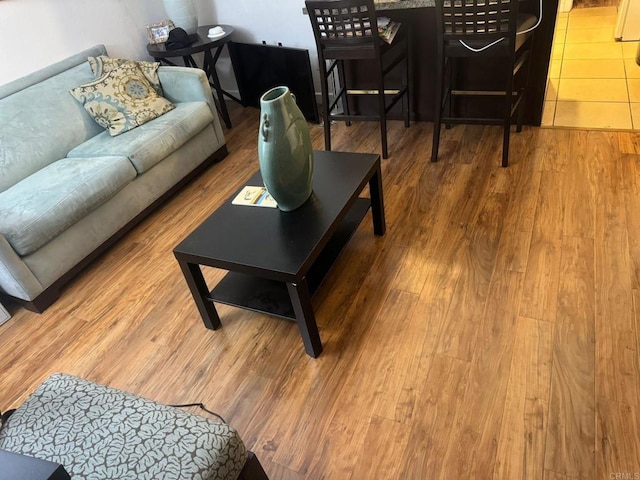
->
xmin=542 ymin=6 xmax=640 ymax=130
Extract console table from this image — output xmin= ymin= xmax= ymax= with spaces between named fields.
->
xmin=173 ymin=151 xmax=385 ymax=358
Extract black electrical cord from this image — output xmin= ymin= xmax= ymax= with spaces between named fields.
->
xmin=169 ymin=403 xmax=226 ymax=424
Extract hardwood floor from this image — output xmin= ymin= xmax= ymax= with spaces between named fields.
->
xmin=2 ymin=107 xmax=640 ymax=479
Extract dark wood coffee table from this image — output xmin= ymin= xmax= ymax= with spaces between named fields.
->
xmin=173 ymin=150 xmax=384 ymax=357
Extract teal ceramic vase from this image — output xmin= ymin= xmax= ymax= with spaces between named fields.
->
xmin=162 ymin=0 xmax=198 ymax=34
xmin=258 ymin=86 xmax=313 ymax=212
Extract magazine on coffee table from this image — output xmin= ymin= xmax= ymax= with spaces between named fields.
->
xmin=232 ymin=186 xmax=278 ymax=208
xmin=378 ymin=17 xmax=401 ymax=44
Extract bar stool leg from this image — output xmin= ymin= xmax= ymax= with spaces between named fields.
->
xmin=337 ymin=60 xmax=352 ymax=127
xmin=377 ymin=63 xmax=388 ymax=159
xmin=445 ymin=57 xmax=454 ymax=129
xmin=320 ymin=59 xmax=332 ymax=152
xmin=502 ymin=60 xmax=515 ymax=168
xmin=517 ymin=41 xmax=533 ymax=133
xmin=431 ymin=56 xmax=444 ymax=163
xmin=516 ymin=86 xmax=526 ymax=133
xmin=403 ymin=37 xmax=410 ymax=128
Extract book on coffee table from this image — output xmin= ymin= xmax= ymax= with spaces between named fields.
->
xmin=231 ymin=186 xmax=278 ymax=208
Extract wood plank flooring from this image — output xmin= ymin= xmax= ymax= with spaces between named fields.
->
xmin=2 ymin=107 xmax=640 ymax=479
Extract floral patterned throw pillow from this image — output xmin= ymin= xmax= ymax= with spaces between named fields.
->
xmin=69 ymin=61 xmax=175 ymax=136
xmin=87 ymin=56 xmax=164 ymax=96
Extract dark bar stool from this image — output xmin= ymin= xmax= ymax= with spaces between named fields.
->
xmin=432 ymin=0 xmax=537 ymax=167
xmin=306 ymin=0 xmax=410 ymax=159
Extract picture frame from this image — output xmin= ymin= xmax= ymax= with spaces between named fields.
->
xmin=146 ymin=20 xmax=175 ymax=45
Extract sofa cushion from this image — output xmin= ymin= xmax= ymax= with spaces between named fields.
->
xmin=0 ymin=60 xmax=106 ymax=194
xmin=88 ymin=56 xmax=163 ymax=96
xmin=69 ymin=62 xmax=175 ymax=137
xmin=0 ymin=156 xmax=136 ymax=256
xmin=0 ymin=373 xmax=248 ymax=480
xmin=68 ymin=101 xmax=214 ymax=174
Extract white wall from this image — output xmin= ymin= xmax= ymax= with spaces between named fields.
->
xmin=0 ymin=0 xmax=319 ymax=91
xmin=0 ymin=0 xmax=160 ymax=85
xmin=199 ymin=0 xmax=319 ymax=91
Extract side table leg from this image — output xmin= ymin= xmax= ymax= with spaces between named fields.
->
xmin=369 ymin=162 xmax=386 ymax=236
xmin=203 ymin=49 xmax=232 ymax=129
xmin=177 ymin=260 xmax=222 ymax=330
xmin=182 ymin=55 xmax=198 ymax=68
xmin=286 ymin=279 xmax=323 ymax=358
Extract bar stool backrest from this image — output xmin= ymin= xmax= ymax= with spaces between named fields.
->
xmin=436 ymin=0 xmax=521 ymax=46
xmin=306 ymin=0 xmax=381 ymax=60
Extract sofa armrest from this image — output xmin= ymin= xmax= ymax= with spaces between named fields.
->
xmin=158 ymin=66 xmax=225 ymax=140
xmin=0 ymin=235 xmax=43 ymax=301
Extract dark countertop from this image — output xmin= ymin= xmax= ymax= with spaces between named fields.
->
xmin=302 ymin=0 xmax=433 ymax=15
xmin=375 ymin=0 xmax=434 ymax=10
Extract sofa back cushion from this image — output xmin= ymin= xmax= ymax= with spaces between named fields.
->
xmin=68 ymin=101 xmax=213 ymax=174
xmin=0 ymin=45 xmax=108 ymax=193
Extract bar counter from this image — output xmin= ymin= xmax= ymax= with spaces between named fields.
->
xmin=375 ymin=0 xmax=434 ymax=9
xmin=349 ymin=0 xmax=558 ymax=125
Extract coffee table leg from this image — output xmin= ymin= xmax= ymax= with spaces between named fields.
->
xmin=177 ymin=260 xmax=222 ymax=330
xmin=286 ymin=278 xmax=323 ymax=358
xmin=369 ymin=162 xmax=386 ymax=236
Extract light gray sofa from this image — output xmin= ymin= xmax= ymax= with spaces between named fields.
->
xmin=0 ymin=45 xmax=228 ymax=312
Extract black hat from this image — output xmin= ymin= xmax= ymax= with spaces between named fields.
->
xmin=165 ymin=27 xmax=193 ymax=50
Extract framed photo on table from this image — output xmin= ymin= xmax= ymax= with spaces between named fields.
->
xmin=146 ymin=20 xmax=175 ymax=44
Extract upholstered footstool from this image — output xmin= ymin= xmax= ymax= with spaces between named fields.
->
xmin=0 ymin=373 xmax=268 ymax=480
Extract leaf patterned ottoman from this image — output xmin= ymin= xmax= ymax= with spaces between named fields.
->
xmin=0 ymin=373 xmax=255 ymax=480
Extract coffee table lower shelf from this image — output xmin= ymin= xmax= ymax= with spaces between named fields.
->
xmin=208 ymin=198 xmax=371 ymax=320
